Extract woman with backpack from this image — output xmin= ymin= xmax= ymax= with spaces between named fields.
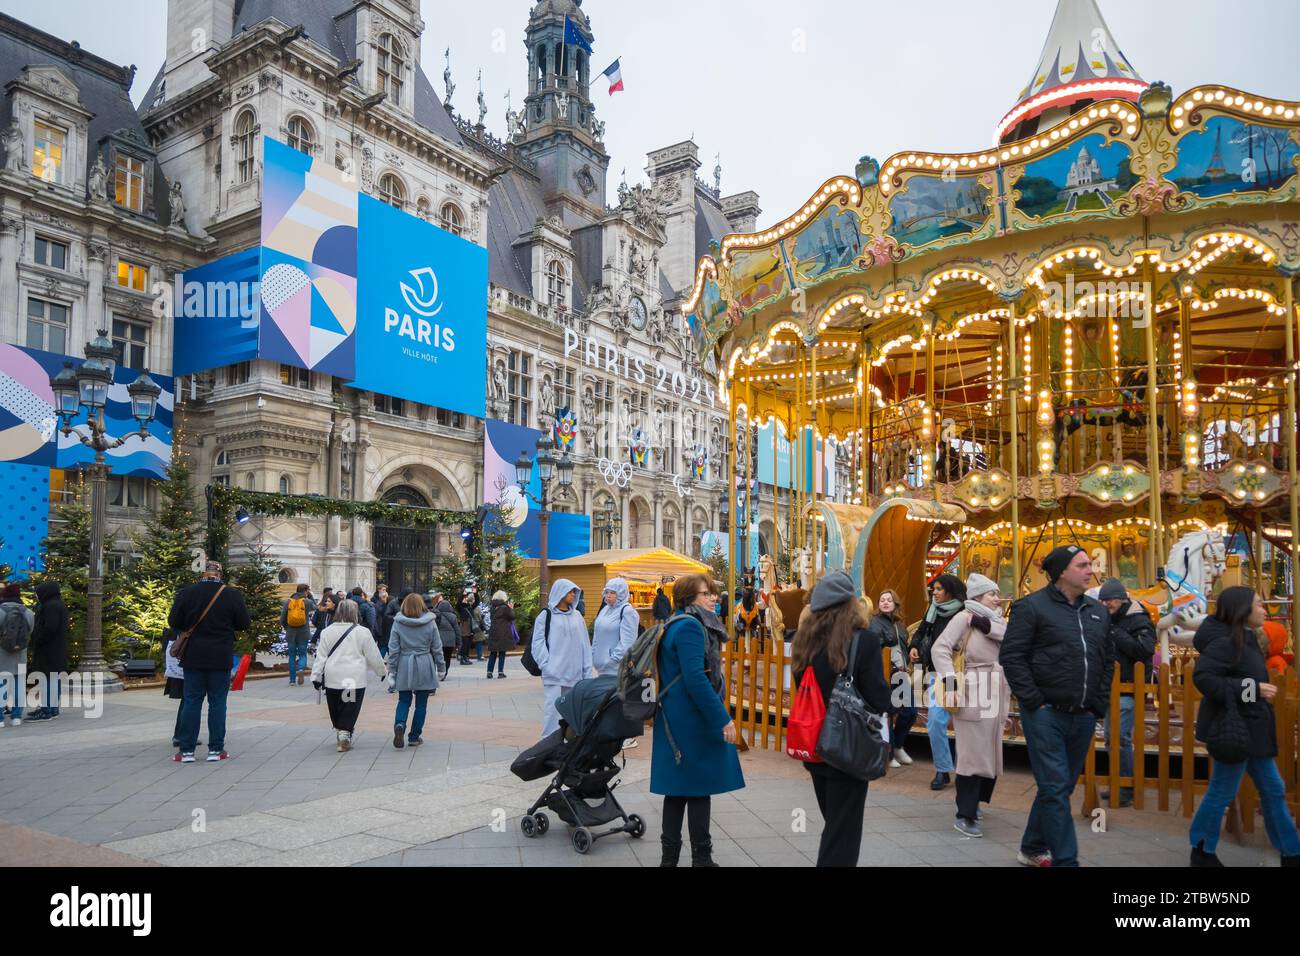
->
xmin=792 ymin=571 xmax=893 ymax=867
xmin=908 ymin=573 xmax=967 ymax=790
xmin=1188 ymin=587 xmax=1300 ymax=867
xmin=929 ymin=573 xmax=1010 ymax=838
xmin=651 ymin=574 xmax=744 ymax=867
xmin=869 ymin=589 xmax=915 ymax=768
xmin=311 ymin=600 xmax=387 ymax=752
xmin=388 ymin=592 xmax=440 ymax=748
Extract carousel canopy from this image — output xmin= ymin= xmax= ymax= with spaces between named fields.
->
xmin=998 ymin=0 xmax=1147 ymax=143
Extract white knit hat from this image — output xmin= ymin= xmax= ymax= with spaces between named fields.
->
xmin=966 ymin=573 xmax=999 ymax=600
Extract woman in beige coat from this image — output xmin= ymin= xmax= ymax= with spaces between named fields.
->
xmin=930 ymin=573 xmax=1010 ymax=838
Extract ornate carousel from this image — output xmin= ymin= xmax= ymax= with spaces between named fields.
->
xmin=683 ymin=0 xmax=1300 ymax=753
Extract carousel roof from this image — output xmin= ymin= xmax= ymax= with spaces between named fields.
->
xmin=997 ymin=0 xmax=1147 ymax=142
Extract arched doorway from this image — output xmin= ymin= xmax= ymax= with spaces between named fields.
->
xmin=629 ymin=496 xmax=652 ymax=549
xmin=374 ymin=485 xmax=439 ymax=596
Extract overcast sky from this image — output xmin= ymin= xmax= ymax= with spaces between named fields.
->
xmin=8 ymin=0 xmax=1300 ymax=228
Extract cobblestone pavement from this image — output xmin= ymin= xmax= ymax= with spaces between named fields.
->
xmin=0 ymin=659 xmax=1284 ymax=867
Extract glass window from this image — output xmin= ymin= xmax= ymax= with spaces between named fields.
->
xmin=378 ymin=173 xmax=405 ymax=209
xmin=279 ymin=475 xmax=291 ymax=495
xmin=32 ymin=121 xmax=65 ymax=184
xmin=507 ymin=351 xmax=532 ymax=427
xmin=34 ymin=236 xmax=67 ymax=269
xmin=279 ymin=364 xmax=311 ymax=389
xmin=117 ymin=258 xmax=149 ymax=292
xmin=377 ymin=33 xmax=406 ymax=102
xmin=435 ymin=408 xmax=465 ymax=429
xmin=227 ymin=361 xmax=251 ymax=385
xmin=546 ymin=260 xmax=567 ymax=308
xmin=213 ymin=474 xmax=231 ymax=488
xmin=440 ymin=202 xmax=464 ymax=237
xmin=114 ymin=154 xmax=146 ymax=212
xmin=286 ymin=116 xmax=314 ymax=155
xmin=26 ymin=297 xmax=68 ymax=353
xmin=111 ymin=317 xmax=149 ymax=370
xmin=107 ymin=475 xmax=148 ymax=508
xmin=234 ymin=110 xmax=256 ymax=184
xmin=374 ymin=393 xmax=406 ymax=417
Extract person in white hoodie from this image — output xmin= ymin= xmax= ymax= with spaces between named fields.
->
xmin=592 ymin=578 xmax=640 ymax=677
xmin=310 ymin=600 xmax=387 ymax=752
xmin=532 ymin=578 xmax=593 ymax=736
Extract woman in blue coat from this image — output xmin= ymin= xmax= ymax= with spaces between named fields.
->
xmin=650 ymin=573 xmax=744 ymax=867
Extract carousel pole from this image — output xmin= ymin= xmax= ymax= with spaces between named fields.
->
xmin=926 ymin=316 xmax=938 ymax=501
xmin=1008 ymin=305 xmax=1023 ymax=594
xmin=727 ymin=374 xmax=737 ymax=645
xmin=1284 ymin=276 xmax=1299 ymax=642
xmin=811 ymin=337 xmax=820 ymax=577
xmin=1142 ymin=257 xmax=1165 ymax=581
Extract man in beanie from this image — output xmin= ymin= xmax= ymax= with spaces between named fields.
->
xmin=0 ymin=583 xmax=34 ymax=727
xmin=1000 ymin=545 xmax=1114 ymax=866
xmin=1098 ymin=578 xmax=1156 ymax=808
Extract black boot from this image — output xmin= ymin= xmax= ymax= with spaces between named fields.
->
xmin=930 ymin=772 xmax=950 ymax=791
xmin=691 ymin=840 xmax=720 ymax=867
xmin=659 ymin=838 xmax=682 ymax=867
xmin=1190 ymin=840 xmax=1224 ymax=867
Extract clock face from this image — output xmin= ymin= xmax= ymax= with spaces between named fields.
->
xmin=629 ymin=297 xmax=649 ymax=331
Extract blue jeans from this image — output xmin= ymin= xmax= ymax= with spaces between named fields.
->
xmin=487 ymin=651 xmax=507 ymax=675
xmin=1104 ymin=695 xmax=1136 ymax=793
xmin=891 ymin=706 xmax=917 ymax=750
xmin=287 ymin=639 xmax=309 ymax=682
xmin=926 ymin=681 xmax=954 ymax=773
xmin=43 ymin=671 xmax=60 ymax=714
xmin=1189 ymin=757 xmax=1300 ymax=856
xmin=1020 ymin=705 xmax=1096 ymax=866
xmin=395 ymin=690 xmax=430 ymax=739
xmin=178 ymin=668 xmax=229 ymax=753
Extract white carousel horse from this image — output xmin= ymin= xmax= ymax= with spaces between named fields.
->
xmin=1129 ymin=529 xmax=1228 ymax=656
xmin=1089 ymin=547 xmax=1109 ymax=580
xmin=794 ymin=546 xmax=816 ymax=591
xmin=758 ymin=553 xmax=777 ymax=592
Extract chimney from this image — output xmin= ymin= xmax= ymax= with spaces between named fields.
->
xmin=721 ymin=191 xmax=761 ymax=235
xmin=163 ymin=0 xmax=235 ymax=102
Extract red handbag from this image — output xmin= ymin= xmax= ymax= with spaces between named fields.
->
xmin=786 ymin=667 xmax=826 ymax=763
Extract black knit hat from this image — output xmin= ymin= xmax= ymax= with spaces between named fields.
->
xmin=1042 ymin=545 xmax=1083 ymax=583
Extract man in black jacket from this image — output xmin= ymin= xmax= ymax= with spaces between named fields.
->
xmin=1098 ymin=578 xmax=1156 ymax=807
xmin=168 ymin=561 xmax=251 ymax=763
xmin=1000 ymin=545 xmax=1114 ymax=867
xmin=25 ymin=582 xmax=69 ymax=721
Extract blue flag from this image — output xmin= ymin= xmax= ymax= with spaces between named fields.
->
xmin=564 ymin=15 xmax=593 ymax=55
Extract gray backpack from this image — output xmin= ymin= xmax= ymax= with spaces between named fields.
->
xmin=0 ymin=603 xmax=32 ymax=654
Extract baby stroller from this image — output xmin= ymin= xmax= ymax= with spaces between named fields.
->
xmin=511 ymin=674 xmax=647 ymax=854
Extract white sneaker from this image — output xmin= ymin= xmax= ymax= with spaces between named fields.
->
xmin=622 ymin=738 xmax=639 ymax=750
xmin=895 ymin=748 xmax=913 ymax=766
xmin=889 ymin=758 xmax=902 ymax=769
xmin=9 ymin=718 xmax=18 ymax=727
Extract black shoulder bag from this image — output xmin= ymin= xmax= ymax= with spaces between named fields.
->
xmin=1202 ymin=681 xmax=1252 ymax=764
xmin=816 ymin=631 xmax=890 ymax=782
xmin=520 ymin=609 xmax=551 ymax=677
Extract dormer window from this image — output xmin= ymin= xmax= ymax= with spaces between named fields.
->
xmin=33 ymin=121 xmax=66 ymax=184
xmin=377 ymin=33 xmax=406 ymax=103
xmin=546 ymin=260 xmax=568 ymax=309
xmin=114 ymin=154 xmax=146 ymax=212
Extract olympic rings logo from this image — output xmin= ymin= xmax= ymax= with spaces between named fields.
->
xmin=598 ymin=458 xmax=631 ymax=488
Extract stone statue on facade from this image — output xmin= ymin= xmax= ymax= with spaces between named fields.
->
xmin=443 ymin=48 xmax=455 ymax=104
xmin=88 ymin=154 xmax=108 ymax=201
xmin=592 ymin=116 xmax=605 ymax=140
xmin=168 ymin=179 xmax=188 ymax=232
xmin=476 ymin=70 xmax=487 ymax=127
xmin=491 ymin=360 xmax=507 ymax=402
xmin=555 ymin=91 xmax=569 ymax=120
xmin=713 ymin=153 xmax=722 ymax=193
xmin=2 ymin=121 xmax=22 ymax=173
xmin=540 ymin=377 xmax=556 ymax=424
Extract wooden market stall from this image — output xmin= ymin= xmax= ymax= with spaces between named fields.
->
xmin=535 ymin=548 xmax=712 ymax=628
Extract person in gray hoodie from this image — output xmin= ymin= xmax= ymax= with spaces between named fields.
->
xmin=388 ymin=592 xmax=441 ymax=749
xmin=532 ymin=578 xmax=594 ymax=736
xmin=592 ymin=578 xmax=639 ymax=677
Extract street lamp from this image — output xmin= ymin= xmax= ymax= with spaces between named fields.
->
xmin=49 ymin=330 xmax=161 ymax=693
xmin=516 ymin=437 xmax=573 ymax=599
xmin=599 ymin=501 xmax=622 ymax=550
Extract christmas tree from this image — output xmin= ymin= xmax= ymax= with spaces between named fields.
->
xmin=30 ymin=472 xmax=96 ymax=666
xmin=431 ymin=548 xmax=472 ymax=605
xmin=229 ymin=545 xmax=283 ymax=656
xmin=473 ymin=489 xmax=540 ymax=640
xmin=129 ymin=422 xmax=202 ymax=594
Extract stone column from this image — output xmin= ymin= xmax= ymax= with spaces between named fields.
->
xmin=652 ymin=490 xmax=664 ymax=548
xmin=0 ymin=213 xmax=20 ymax=342
xmin=86 ymin=239 xmax=108 ymax=341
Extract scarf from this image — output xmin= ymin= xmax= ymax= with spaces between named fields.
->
xmin=924 ymin=596 xmax=964 ymax=624
xmin=964 ymin=598 xmax=1005 ymax=635
xmin=684 ymin=604 xmax=726 ymax=692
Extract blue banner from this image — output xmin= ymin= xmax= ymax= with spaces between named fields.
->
xmin=172 ymin=247 xmax=261 ymax=377
xmin=483 ymin=418 xmax=589 ymax=560
xmin=352 ymin=194 xmax=487 ymax=419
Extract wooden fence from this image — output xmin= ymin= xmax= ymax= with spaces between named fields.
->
xmin=721 ymin=633 xmax=1300 ymax=837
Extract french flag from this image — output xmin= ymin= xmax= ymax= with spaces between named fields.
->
xmin=600 ymin=59 xmax=624 ymax=95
